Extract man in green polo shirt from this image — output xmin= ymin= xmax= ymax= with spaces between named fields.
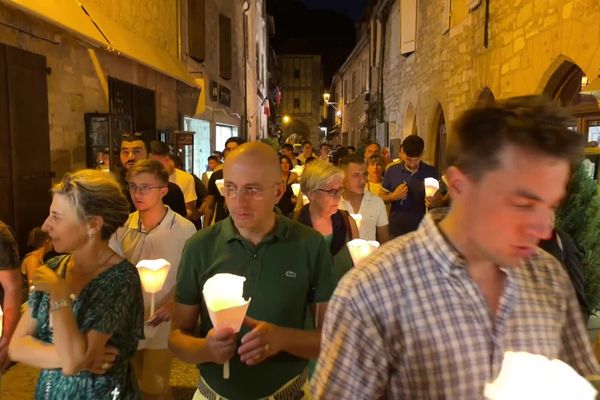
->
xmin=169 ymin=142 xmax=335 ymax=399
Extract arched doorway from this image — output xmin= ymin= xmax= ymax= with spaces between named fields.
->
xmin=474 ymin=87 xmax=496 ymax=108
xmin=433 ymin=105 xmax=447 ymax=172
xmin=542 ymin=61 xmax=600 ymax=143
xmin=402 ymin=103 xmax=418 ymax=137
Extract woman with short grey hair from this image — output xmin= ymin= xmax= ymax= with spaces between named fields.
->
xmin=296 ymin=160 xmax=358 ymax=283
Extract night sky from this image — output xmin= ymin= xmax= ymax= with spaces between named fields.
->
xmin=299 ymin=0 xmax=368 ymax=21
xmin=267 ymin=0 xmax=365 ymax=86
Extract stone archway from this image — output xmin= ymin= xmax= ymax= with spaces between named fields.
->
xmin=474 ymin=87 xmax=496 ymax=107
xmin=541 ymin=59 xmax=600 ymax=141
xmin=402 ymin=103 xmax=418 ymax=138
xmin=432 ymin=104 xmax=447 ymax=172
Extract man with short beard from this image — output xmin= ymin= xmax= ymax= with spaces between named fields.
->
xmin=119 ymin=134 xmax=187 ymax=218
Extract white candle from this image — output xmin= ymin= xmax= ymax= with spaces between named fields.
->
xmin=347 ymin=239 xmax=380 ymax=265
xmin=424 ymin=177 xmax=440 ymax=198
xmin=291 ymin=183 xmax=301 ymax=197
xmin=215 ymin=179 xmax=225 ymax=196
xmin=349 ymin=213 xmax=362 ymax=230
xmin=292 ymin=165 xmax=304 ymax=177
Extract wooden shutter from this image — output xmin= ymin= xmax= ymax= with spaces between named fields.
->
xmin=219 ymin=14 xmax=232 ymax=80
xmin=188 ymin=0 xmax=206 ymax=62
xmin=0 ymin=44 xmax=51 ymax=251
xmin=400 ymin=0 xmax=418 ymax=55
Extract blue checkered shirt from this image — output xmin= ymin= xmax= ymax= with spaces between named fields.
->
xmin=312 ymin=214 xmax=599 ymax=399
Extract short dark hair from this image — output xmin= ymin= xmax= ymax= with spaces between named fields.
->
xmin=279 ymin=154 xmax=293 ymax=167
xmin=320 ymin=143 xmax=331 ymax=150
xmin=339 ymin=153 xmax=365 ymax=168
xmin=127 ymin=159 xmax=169 ymax=185
xmin=347 ymin=145 xmax=357 ymax=152
xmin=331 ymin=147 xmax=349 ymax=166
xmin=367 ymin=154 xmax=385 ymax=167
xmin=121 ymin=132 xmax=151 ymax=154
xmin=401 ymin=135 xmax=424 ymax=157
xmin=449 ymin=95 xmax=585 ymax=180
xmin=364 ymin=141 xmax=381 ymax=150
xmin=302 ymin=140 xmax=312 ymax=147
xmin=207 ymin=155 xmax=219 ymax=162
xmin=150 ymin=140 xmax=171 ymax=156
xmin=225 ymin=136 xmax=246 ymax=147
xmin=281 ymin=143 xmax=294 ymax=152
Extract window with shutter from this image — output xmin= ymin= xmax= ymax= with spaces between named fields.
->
xmin=400 ymin=0 xmax=418 ymax=55
xmin=219 ymin=14 xmax=232 ymax=80
xmin=188 ymin=0 xmax=206 ymax=62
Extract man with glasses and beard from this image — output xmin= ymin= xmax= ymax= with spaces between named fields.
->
xmin=119 ymin=133 xmax=187 ymax=218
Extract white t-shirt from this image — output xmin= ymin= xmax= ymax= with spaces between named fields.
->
xmin=339 ymin=192 xmax=389 ymax=241
xmin=170 ymin=168 xmax=197 ymax=204
xmin=109 ymin=206 xmax=196 ymax=349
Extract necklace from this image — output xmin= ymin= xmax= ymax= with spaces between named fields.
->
xmin=70 ymin=250 xmax=114 ymax=276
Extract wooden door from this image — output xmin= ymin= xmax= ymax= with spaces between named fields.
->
xmin=0 ymin=43 xmax=51 ymax=252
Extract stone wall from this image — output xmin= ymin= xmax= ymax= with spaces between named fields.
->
xmin=382 ymin=0 xmax=600 ymax=165
xmin=0 ymin=3 xmax=181 ymax=179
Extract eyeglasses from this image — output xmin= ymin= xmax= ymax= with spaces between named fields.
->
xmin=223 ymin=184 xmax=277 ymax=199
xmin=317 ymin=187 xmax=344 ymax=198
xmin=128 ymin=183 xmax=166 ymax=194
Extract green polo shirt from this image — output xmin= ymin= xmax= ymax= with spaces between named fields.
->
xmin=175 ymin=214 xmax=335 ymax=399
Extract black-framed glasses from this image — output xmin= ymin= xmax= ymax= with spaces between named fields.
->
xmin=128 ymin=183 xmax=166 ymax=194
xmin=317 ymin=187 xmax=344 ymax=198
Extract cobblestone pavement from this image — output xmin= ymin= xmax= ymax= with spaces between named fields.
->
xmin=1 ymin=357 xmax=198 ymax=399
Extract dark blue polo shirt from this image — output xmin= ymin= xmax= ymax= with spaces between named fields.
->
xmin=382 ymin=161 xmax=439 ymax=236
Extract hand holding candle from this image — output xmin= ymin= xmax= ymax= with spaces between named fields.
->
xmin=203 ymin=273 xmax=251 ymax=379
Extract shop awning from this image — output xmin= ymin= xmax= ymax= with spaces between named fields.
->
xmin=1 ymin=0 xmax=108 ymax=45
xmin=1 ymin=0 xmax=199 ymax=88
xmin=81 ymin=1 xmax=198 ymax=88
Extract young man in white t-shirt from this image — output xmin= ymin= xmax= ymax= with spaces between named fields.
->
xmin=338 ymin=154 xmax=390 ymax=243
xmin=109 ymin=159 xmax=196 ymax=399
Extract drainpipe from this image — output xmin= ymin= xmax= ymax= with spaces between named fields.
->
xmin=242 ymin=1 xmax=250 ymax=139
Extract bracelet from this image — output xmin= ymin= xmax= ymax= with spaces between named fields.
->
xmin=49 ymin=298 xmax=72 ymax=312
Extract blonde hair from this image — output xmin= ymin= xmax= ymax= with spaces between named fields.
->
xmin=300 ymin=160 xmax=344 ymax=194
xmin=52 ymin=170 xmax=129 ymax=240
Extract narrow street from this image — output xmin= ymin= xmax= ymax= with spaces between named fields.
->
xmin=1 ymin=358 xmax=198 ymax=399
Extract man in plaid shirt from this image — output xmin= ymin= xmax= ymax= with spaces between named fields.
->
xmin=313 ymin=96 xmax=599 ymax=399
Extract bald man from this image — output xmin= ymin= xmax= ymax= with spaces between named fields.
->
xmin=169 ymin=142 xmax=335 ymax=400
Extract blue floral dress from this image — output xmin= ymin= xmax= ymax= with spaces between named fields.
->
xmin=29 ymin=255 xmax=144 ymax=399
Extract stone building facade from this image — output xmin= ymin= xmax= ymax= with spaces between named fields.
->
xmin=330 ymin=35 xmax=370 ymax=147
xmin=278 ymin=54 xmax=323 ymax=145
xmin=0 ymin=0 xmax=269 ymax=248
xmin=335 ymin=0 xmax=600 ymax=166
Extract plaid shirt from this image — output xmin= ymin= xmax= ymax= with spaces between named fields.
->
xmin=312 ymin=214 xmax=599 ymax=399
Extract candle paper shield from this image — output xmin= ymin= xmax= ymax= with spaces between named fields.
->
xmin=349 ymin=213 xmax=363 ymax=230
xmin=347 ymin=239 xmax=380 ymax=265
xmin=215 ymin=179 xmax=225 ymax=196
xmin=424 ymin=177 xmax=440 ymax=198
xmin=0 ymin=304 xmax=3 ymax=338
xmin=206 ymin=171 xmax=214 ymax=180
xmin=292 ymin=165 xmax=304 ymax=177
xmin=136 ymin=259 xmax=171 ymax=294
xmin=483 ymin=351 xmax=597 ymax=400
xmin=291 ymin=183 xmax=301 ymax=197
xmin=202 ymin=273 xmax=251 ymax=334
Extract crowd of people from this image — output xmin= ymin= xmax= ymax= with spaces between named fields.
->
xmin=0 ymin=95 xmax=597 ymax=399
